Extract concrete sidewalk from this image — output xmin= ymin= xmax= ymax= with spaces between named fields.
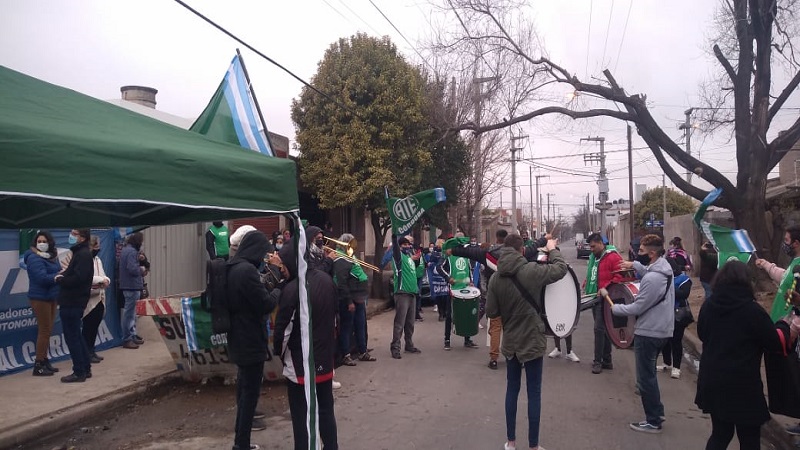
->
xmin=0 ymin=297 xmax=392 ymax=449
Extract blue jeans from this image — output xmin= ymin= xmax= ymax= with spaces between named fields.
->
xmin=701 ymin=281 xmax=713 ymax=302
xmin=122 ymin=290 xmax=140 ymax=342
xmin=505 ymin=356 xmax=543 ymax=448
xmin=60 ymin=305 xmax=91 ymax=376
xmin=634 ymin=335 xmax=668 ymax=425
xmin=338 ymin=303 xmax=354 ymax=356
xmin=353 ymin=302 xmax=367 ymax=354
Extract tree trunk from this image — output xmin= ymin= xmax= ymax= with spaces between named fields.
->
xmin=370 ymin=210 xmax=389 ymax=299
xmin=733 ymin=177 xmax=774 ymax=262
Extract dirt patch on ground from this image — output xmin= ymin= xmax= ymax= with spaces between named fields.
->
xmin=25 ymin=378 xmax=288 ymax=450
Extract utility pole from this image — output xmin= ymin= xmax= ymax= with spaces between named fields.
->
xmin=662 ymin=174 xmax=667 ymax=225
xmin=546 ymin=193 xmax=555 ymax=228
xmin=627 ymin=125 xmax=635 ymax=246
xmin=510 ymin=132 xmax=528 ymax=233
xmin=471 ymin=75 xmax=498 ymax=240
xmin=535 ymin=175 xmax=549 ymax=238
xmin=678 ymin=108 xmax=695 ymax=183
xmin=529 ymin=167 xmax=534 ymax=236
xmin=582 ymin=136 xmax=609 ymax=233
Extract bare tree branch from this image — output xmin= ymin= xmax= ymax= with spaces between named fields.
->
xmin=768 ymin=114 xmax=800 ymax=168
xmin=450 ymin=106 xmax=635 ymax=134
xmin=713 ymin=44 xmax=738 ymax=83
xmin=768 ymin=69 xmax=800 ymax=123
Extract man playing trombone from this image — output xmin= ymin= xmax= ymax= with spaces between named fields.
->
xmin=331 ymin=234 xmax=376 ymax=365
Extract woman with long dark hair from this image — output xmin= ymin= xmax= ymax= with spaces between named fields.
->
xmin=695 ymin=260 xmax=792 ymax=449
xmin=23 ymin=230 xmax=61 ymax=376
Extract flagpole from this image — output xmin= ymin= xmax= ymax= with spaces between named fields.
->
xmin=236 ymin=48 xmax=276 ymax=155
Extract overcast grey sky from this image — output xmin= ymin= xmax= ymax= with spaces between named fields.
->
xmin=2 ymin=0 xmax=797 ymax=220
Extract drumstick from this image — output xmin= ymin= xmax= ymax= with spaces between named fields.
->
xmin=598 ymin=288 xmax=615 ymax=308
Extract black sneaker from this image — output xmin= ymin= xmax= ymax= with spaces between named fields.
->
xmin=391 ymin=350 xmax=402 ymax=359
xmin=90 ymin=354 xmax=103 ymax=364
xmin=32 ymin=361 xmax=54 ymax=377
xmin=464 ymin=340 xmax=478 ymax=349
xmin=444 ymin=340 xmax=451 ymax=351
xmin=132 ymin=335 xmax=145 ymax=345
xmin=488 ymin=360 xmax=498 ymax=370
xmin=251 ymin=418 xmax=267 ymax=431
xmin=253 ymin=409 xmax=266 ymax=420
xmin=591 ymin=362 xmax=603 ymax=374
xmin=629 ymin=421 xmax=662 ymax=434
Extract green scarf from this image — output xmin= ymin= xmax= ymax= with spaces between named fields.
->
xmin=584 ymin=245 xmax=617 ymax=296
xmin=770 ymin=256 xmax=800 ymax=322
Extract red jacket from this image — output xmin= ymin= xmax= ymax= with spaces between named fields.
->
xmin=598 ymin=250 xmax=625 ymax=290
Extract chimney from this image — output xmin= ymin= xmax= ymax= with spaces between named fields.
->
xmin=120 ymin=85 xmax=158 ymax=109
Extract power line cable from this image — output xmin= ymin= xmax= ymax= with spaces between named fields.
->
xmin=367 ymin=0 xmax=435 ymax=72
xmin=612 ymin=0 xmax=632 ymax=74
xmin=320 ymin=0 xmax=353 ymax=25
xmin=172 ymin=0 xmax=356 ymax=115
xmin=337 ymin=0 xmax=384 ymax=35
xmin=601 ymin=0 xmax=615 ymax=65
xmin=585 ymin=0 xmax=593 ymax=78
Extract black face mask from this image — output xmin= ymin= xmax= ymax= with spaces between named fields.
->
xmin=635 ymin=253 xmax=652 ymax=266
xmin=315 ymin=238 xmax=324 ymax=248
xmin=212 ymin=221 xmax=223 ymax=228
xmin=92 ymin=249 xmax=100 ymax=258
xmin=782 ymin=241 xmax=794 ymax=257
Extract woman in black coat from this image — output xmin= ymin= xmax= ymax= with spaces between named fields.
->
xmin=695 ymin=260 xmax=792 ymax=450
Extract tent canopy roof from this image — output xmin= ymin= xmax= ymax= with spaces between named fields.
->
xmin=0 ymin=66 xmax=298 ymax=228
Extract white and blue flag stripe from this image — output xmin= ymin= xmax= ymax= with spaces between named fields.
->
xmin=180 ymin=296 xmax=199 ymax=352
xmin=222 ymin=56 xmax=273 ymax=156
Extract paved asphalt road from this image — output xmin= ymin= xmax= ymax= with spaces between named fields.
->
xmin=273 ymin=244 xmax=713 ymax=449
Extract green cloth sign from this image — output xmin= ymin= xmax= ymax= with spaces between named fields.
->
xmin=181 ymin=296 xmax=228 ymax=351
xmin=770 ymin=257 xmax=800 ymax=322
xmin=386 ymin=188 xmax=446 ymax=235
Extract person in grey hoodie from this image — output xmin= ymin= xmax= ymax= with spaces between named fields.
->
xmin=613 ymin=234 xmax=675 ymax=434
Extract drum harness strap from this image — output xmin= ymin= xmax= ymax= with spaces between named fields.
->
xmin=634 ymin=274 xmax=673 ymax=319
xmin=509 ymin=274 xmax=544 ymax=317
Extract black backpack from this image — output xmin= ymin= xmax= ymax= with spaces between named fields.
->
xmin=202 ymin=258 xmax=231 ymax=334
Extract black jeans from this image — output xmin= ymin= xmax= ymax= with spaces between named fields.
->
xmin=60 ymin=305 xmax=90 ymax=376
xmin=82 ymin=302 xmax=105 ymax=354
xmin=705 ymin=415 xmax=760 ymax=450
xmin=233 ymin=361 xmax=264 ymax=449
xmin=592 ymin=302 xmax=612 ymax=364
xmin=660 ymin=320 xmax=688 ymax=369
xmin=287 ymin=380 xmax=338 ymax=450
xmin=443 ymin=296 xmax=470 ymax=344
xmin=553 ymin=335 xmax=572 ymax=353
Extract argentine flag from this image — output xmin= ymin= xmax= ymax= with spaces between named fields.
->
xmin=191 ymin=54 xmax=273 ymax=156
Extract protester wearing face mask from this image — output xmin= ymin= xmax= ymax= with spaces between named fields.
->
xmin=614 ymin=234 xmax=675 ymax=434
xmin=23 ymin=230 xmax=61 ymax=376
xmin=206 ymin=221 xmax=230 ymax=260
xmin=756 ymin=225 xmax=800 ymax=321
xmin=306 ymin=226 xmax=333 ymax=274
xmin=55 ymin=229 xmax=94 ymax=382
xmin=83 ymin=236 xmax=110 ymax=364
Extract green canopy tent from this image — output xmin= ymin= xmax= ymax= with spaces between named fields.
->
xmin=0 ymin=65 xmax=298 ymax=227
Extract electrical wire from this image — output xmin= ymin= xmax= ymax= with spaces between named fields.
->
xmin=601 ymin=0 xmax=615 ymax=65
xmin=337 ymin=0 xmax=383 ymax=36
xmin=613 ymin=0 xmax=632 ymax=74
xmin=585 ymin=0 xmax=593 ymax=78
xmin=172 ymin=0 xmax=356 ymax=115
xmin=367 ymin=0 xmax=435 ymax=72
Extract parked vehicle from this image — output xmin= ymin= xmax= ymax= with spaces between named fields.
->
xmin=574 ymin=232 xmax=584 ymax=246
xmin=577 ymin=239 xmax=592 ymax=259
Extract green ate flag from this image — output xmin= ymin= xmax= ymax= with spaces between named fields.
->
xmin=386 ymin=188 xmax=446 ymax=235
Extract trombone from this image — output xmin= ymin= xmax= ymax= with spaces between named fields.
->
xmin=322 ymin=236 xmax=380 ymax=272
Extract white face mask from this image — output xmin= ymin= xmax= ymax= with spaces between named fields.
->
xmin=36 ymin=242 xmax=49 ymax=252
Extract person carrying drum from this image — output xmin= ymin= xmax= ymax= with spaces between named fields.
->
xmin=613 ymin=234 xmax=675 ymax=434
xmin=486 ymin=233 xmax=566 ymax=450
xmin=438 ymin=237 xmax=479 ymax=350
xmin=584 ymin=233 xmax=625 ymax=374
xmin=449 ymin=229 xmax=508 ymax=369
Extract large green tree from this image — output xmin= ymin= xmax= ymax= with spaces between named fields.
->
xmin=634 ymin=187 xmax=696 ymax=229
xmin=292 ymin=34 xmax=467 ymax=294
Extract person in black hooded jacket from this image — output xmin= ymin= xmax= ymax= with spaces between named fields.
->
xmin=274 ymin=237 xmax=338 ymax=450
xmin=226 ymin=230 xmax=279 ymax=450
xmin=695 ymin=260 xmax=792 ymax=450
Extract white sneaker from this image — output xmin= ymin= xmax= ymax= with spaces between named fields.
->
xmin=433 ymin=305 xmax=438 ymax=312
xmin=671 ymin=368 xmax=681 ymax=379
xmin=548 ymin=348 xmax=561 ymax=358
xmin=656 ymin=364 xmax=672 ymax=372
xmin=565 ymin=351 xmax=580 ymax=363
xmin=479 ymin=323 xmax=485 ymax=329
xmin=503 ymin=443 xmax=515 ymax=450
xmin=332 ymin=380 xmax=342 ymax=389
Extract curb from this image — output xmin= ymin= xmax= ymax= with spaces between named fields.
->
xmin=0 ymin=370 xmax=181 ymax=449
xmin=366 ymin=298 xmax=392 ymax=319
xmin=683 ymin=329 xmax=795 ymax=450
